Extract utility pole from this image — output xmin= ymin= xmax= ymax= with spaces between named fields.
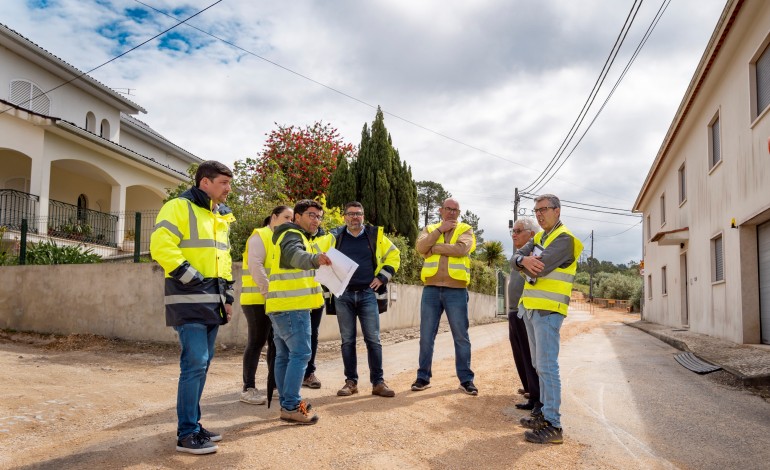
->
xmin=588 ymin=230 xmax=595 ymax=302
xmin=513 ymin=187 xmax=520 ymax=222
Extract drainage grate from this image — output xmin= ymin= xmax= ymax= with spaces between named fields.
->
xmin=674 ymin=352 xmax=722 ymax=374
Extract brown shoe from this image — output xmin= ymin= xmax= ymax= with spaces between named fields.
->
xmin=337 ymin=379 xmax=358 ymax=396
xmin=302 ymin=373 xmax=321 ymax=389
xmin=280 ymin=400 xmax=319 ymax=425
xmin=372 ymin=382 xmax=396 ymax=397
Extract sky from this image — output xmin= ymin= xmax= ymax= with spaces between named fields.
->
xmin=4 ymin=0 xmax=728 ymax=264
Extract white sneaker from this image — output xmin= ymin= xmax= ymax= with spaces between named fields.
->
xmin=239 ymin=387 xmax=267 ymax=405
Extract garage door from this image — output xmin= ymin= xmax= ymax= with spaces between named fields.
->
xmin=759 ymin=221 xmax=770 ymax=344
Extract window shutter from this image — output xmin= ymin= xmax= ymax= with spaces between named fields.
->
xmin=714 ymin=236 xmax=724 ymax=282
xmin=711 ymin=118 xmax=721 ymax=167
xmin=757 ymin=45 xmax=770 ymax=115
xmin=8 ymin=80 xmax=50 ymax=115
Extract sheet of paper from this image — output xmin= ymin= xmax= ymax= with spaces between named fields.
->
xmin=525 ymin=245 xmax=544 ymax=284
xmin=314 ymin=247 xmax=359 ymax=297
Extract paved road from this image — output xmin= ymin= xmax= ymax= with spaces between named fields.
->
xmin=560 ymin=310 xmax=770 ymax=469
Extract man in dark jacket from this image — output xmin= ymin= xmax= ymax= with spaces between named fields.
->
xmin=150 ymin=161 xmax=235 ymax=455
xmin=330 ymin=202 xmax=400 ymax=398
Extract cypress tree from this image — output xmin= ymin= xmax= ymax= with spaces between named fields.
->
xmin=328 ymin=153 xmax=356 ymax=209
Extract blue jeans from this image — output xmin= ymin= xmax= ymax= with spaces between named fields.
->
xmin=335 ymin=288 xmax=383 ymax=385
xmin=269 ymin=310 xmax=311 ymax=411
xmin=524 ymin=309 xmax=564 ymax=428
xmin=417 ymin=286 xmax=474 ymax=384
xmin=173 ymin=323 xmax=218 ymax=438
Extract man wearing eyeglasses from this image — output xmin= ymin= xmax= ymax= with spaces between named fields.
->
xmin=513 ymin=194 xmax=583 ymax=445
xmin=329 ymin=201 xmax=401 ymax=398
xmin=508 ymin=217 xmax=542 ymax=415
xmin=267 ymin=199 xmax=332 ymax=425
xmin=412 ymin=198 xmax=478 ymax=396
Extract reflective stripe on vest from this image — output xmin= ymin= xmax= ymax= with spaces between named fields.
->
xmin=420 ymin=222 xmax=475 ymax=284
xmin=240 ymin=226 xmax=273 ymax=305
xmin=265 ymin=229 xmax=323 ymax=313
xmin=519 ymin=225 xmax=583 ymax=316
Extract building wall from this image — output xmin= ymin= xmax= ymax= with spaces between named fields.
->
xmin=0 ymin=263 xmax=498 ymax=345
xmin=640 ymin=0 xmax=770 ymax=343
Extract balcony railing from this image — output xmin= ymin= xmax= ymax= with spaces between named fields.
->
xmin=0 ymin=189 xmax=39 ymax=231
xmin=47 ymin=199 xmax=119 ymax=247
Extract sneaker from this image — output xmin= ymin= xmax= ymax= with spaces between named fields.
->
xmin=240 ymin=387 xmax=267 ymax=405
xmin=411 ymin=378 xmax=431 ymax=391
xmin=337 ymin=379 xmax=358 ymax=396
xmin=280 ymin=400 xmax=319 ymax=425
xmin=372 ymin=382 xmax=396 ymax=397
xmin=524 ymin=423 xmax=563 ymax=444
xmin=198 ymin=425 xmax=222 ymax=443
xmin=459 ymin=381 xmax=478 ymax=396
xmin=302 ymin=373 xmax=322 ymax=389
xmin=176 ymin=432 xmax=218 ymax=455
xmin=520 ymin=413 xmax=547 ymax=430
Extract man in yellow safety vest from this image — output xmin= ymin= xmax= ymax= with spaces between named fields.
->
xmin=513 ymin=194 xmax=583 ymax=445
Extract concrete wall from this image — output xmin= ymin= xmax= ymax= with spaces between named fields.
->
xmin=0 ymin=263 xmax=498 ymax=345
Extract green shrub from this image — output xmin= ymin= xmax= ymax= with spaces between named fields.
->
xmin=468 ymin=259 xmax=496 ymax=295
xmin=595 ymin=273 xmax=640 ymax=301
xmin=390 ymin=235 xmax=423 ymax=286
xmin=26 ymin=240 xmax=101 ymax=265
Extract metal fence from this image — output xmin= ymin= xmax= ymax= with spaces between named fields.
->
xmin=0 ymin=210 xmax=160 ymax=264
xmin=0 ymin=189 xmax=39 ymax=231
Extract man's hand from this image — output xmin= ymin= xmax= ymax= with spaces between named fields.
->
xmin=225 ymin=303 xmax=233 ymax=322
xmin=521 ymin=255 xmax=545 ymax=276
xmin=439 ymin=219 xmax=457 ymax=234
xmin=369 ymin=278 xmax=383 ymax=290
xmin=318 ymin=253 xmax=332 ymax=266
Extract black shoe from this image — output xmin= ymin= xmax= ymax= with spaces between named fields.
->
xmin=520 ymin=413 xmax=546 ymax=430
xmin=411 ymin=378 xmax=431 ymax=391
xmin=515 ymin=402 xmax=535 ymax=410
xmin=176 ymin=432 xmax=218 ymax=455
xmin=524 ymin=423 xmax=563 ymax=444
xmin=459 ymin=381 xmax=478 ymax=396
xmin=531 ymin=406 xmax=543 ymax=417
xmin=198 ymin=425 xmax=222 ymax=442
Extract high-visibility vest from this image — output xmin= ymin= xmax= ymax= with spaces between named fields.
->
xmin=310 ymin=232 xmax=335 ymax=305
xmin=240 ymin=226 xmax=273 ymax=305
xmin=150 ymin=196 xmax=235 ymax=324
xmin=519 ymin=224 xmax=583 ymax=316
xmin=420 ymin=222 xmax=476 ymax=284
xmin=265 ymin=228 xmax=323 ymax=313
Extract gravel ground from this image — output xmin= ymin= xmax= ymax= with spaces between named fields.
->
xmin=1 ymin=308 xmax=659 ymax=469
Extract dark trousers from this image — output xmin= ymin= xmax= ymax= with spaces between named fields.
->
xmin=508 ymin=310 xmax=541 ymax=407
xmin=304 ymin=307 xmax=324 ymax=379
xmin=242 ymin=304 xmax=272 ymax=390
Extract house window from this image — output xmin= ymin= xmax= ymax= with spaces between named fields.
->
xmin=660 ymin=193 xmax=666 ymax=226
xmin=661 ymin=266 xmax=667 ymax=295
xmin=755 ymin=42 xmax=770 ymax=116
xmin=86 ymin=112 xmax=96 ymax=133
xmin=9 ymin=79 xmax=50 ymax=115
xmin=647 ymin=274 xmax=653 ymax=299
xmin=709 ymin=114 xmax=721 ymax=169
xmin=678 ymin=164 xmax=686 ymax=204
xmin=100 ymin=119 xmax=110 ymax=139
xmin=77 ymin=194 xmax=88 ymax=225
xmin=712 ymin=234 xmax=724 ymax=282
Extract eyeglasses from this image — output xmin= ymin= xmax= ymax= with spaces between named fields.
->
xmin=304 ymin=212 xmax=323 ymax=221
xmin=511 ymin=229 xmax=527 ymax=234
xmin=345 ymin=212 xmax=364 ymax=218
xmin=533 ymin=206 xmax=555 ymax=215
xmin=442 ymin=207 xmax=460 ymax=214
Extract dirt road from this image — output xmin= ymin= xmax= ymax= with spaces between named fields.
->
xmin=1 ymin=307 xmax=637 ymax=469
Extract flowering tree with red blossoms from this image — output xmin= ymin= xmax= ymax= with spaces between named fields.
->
xmin=256 ymin=122 xmax=356 ymax=202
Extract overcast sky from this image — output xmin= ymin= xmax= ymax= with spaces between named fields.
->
xmin=5 ymin=0 xmax=727 ymax=264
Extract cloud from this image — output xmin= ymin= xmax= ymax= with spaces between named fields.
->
xmin=3 ymin=0 xmax=727 ymax=263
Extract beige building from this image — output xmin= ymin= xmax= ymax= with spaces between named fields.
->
xmin=634 ymin=0 xmax=770 ymax=344
xmin=0 ymin=23 xmax=200 ymax=256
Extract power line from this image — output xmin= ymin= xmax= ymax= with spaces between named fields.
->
xmin=521 ymin=0 xmax=644 ymax=194
xmin=595 ymin=219 xmax=643 ymax=237
xmin=1 ymin=0 xmax=224 ymax=117
xmin=529 ymin=0 xmax=671 ymax=194
xmin=518 ymin=193 xmax=639 ymax=217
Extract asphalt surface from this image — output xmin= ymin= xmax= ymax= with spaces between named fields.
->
xmin=562 ymin=310 xmax=770 ymax=469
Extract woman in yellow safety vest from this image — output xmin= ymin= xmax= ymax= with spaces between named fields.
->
xmin=238 ymin=205 xmax=293 ymax=405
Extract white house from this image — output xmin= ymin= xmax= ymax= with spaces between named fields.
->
xmin=633 ymin=0 xmax=770 ymax=345
xmin=0 ymin=23 xmax=201 ymax=256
